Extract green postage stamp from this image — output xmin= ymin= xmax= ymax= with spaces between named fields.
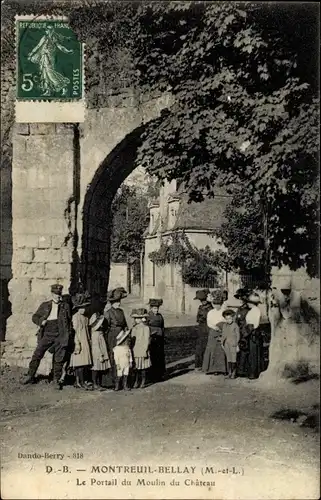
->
xmin=15 ymin=16 xmax=85 ymax=123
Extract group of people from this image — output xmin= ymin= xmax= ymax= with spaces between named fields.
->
xmin=23 ymin=284 xmax=166 ymax=391
xmin=195 ymin=287 xmax=264 ymax=380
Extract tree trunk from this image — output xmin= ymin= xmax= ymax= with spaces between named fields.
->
xmin=259 ymin=307 xmax=319 ymax=387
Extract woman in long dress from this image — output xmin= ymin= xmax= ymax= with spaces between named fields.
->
xmin=202 ymin=290 xmax=227 ymax=375
xmin=27 ymin=26 xmax=73 ymax=96
xmin=234 ymin=288 xmax=251 ymax=376
xmin=194 ymin=289 xmax=212 ymax=370
xmin=69 ymin=292 xmax=93 ymax=389
xmin=243 ymin=293 xmax=264 ymax=379
xmin=103 ymin=288 xmax=128 ymax=387
xmin=147 ymin=298 xmax=165 ymax=382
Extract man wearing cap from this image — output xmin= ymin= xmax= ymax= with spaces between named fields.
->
xmin=23 ymin=284 xmax=73 ymax=389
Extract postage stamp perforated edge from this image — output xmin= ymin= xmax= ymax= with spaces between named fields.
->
xmin=15 ymin=15 xmax=86 ymax=123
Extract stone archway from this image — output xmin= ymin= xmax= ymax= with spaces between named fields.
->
xmin=4 ymin=90 xmax=172 ymax=368
xmin=81 ymin=125 xmax=145 ymax=297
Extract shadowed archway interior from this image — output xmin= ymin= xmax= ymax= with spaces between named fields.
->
xmin=81 ymin=124 xmax=146 ymax=298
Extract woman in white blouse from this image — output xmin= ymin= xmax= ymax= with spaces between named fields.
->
xmin=202 ymin=290 xmax=227 ymax=375
xmin=244 ymin=293 xmax=264 ymax=379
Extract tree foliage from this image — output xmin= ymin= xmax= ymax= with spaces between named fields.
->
xmin=2 ymin=1 xmax=319 ymax=278
xmin=213 ymin=192 xmax=266 ymax=275
xmin=110 ymin=185 xmax=149 ymax=263
xmin=131 ymin=2 xmax=319 ymax=277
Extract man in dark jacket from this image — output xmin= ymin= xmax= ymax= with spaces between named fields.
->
xmin=23 ymin=284 xmax=73 ymax=389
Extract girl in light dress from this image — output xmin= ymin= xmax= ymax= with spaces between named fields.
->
xmin=130 ymin=308 xmax=151 ymax=389
xmin=70 ymin=292 xmax=93 ymax=389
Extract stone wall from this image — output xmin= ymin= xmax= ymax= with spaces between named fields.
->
xmin=3 ymin=91 xmax=172 ymax=369
xmin=4 ymin=123 xmax=75 ymax=369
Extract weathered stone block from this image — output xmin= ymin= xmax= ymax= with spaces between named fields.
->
xmin=11 ymin=168 xmax=28 ymax=188
xmin=13 ymin=218 xmax=41 ymax=235
xmin=38 ymin=236 xmax=52 ymax=249
xmin=55 ymin=124 xmax=75 ymax=134
xmin=31 ymin=278 xmax=69 ymax=296
xmin=31 ymin=279 xmax=55 ymax=297
xmin=33 ymin=248 xmax=61 ymax=263
xmin=15 ymin=234 xmax=39 ymax=248
xmin=14 ymin=247 xmax=34 ymax=263
xmin=60 ymin=247 xmax=72 ymax=263
xmin=8 ymin=278 xmax=32 ymax=297
xmin=45 ymin=262 xmax=71 ymax=279
xmin=15 ymin=123 xmax=30 ymax=135
xmin=13 ymin=262 xmax=45 ymax=278
xmin=36 ymin=218 xmax=68 ymax=235
xmin=29 ymin=123 xmax=56 ymax=135
xmin=51 ymin=235 xmax=64 ymax=248
xmin=26 ymin=167 xmax=50 ymax=189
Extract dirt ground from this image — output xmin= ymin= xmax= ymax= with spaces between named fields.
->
xmin=1 ymin=362 xmax=320 ymax=500
xmin=1 ymin=299 xmax=319 ymax=499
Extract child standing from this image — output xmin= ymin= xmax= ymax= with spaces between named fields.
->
xmin=70 ymin=292 xmax=93 ymax=389
xmin=131 ymin=308 xmax=151 ymax=389
xmin=221 ymin=309 xmax=240 ymax=379
xmin=113 ymin=329 xmax=133 ymax=391
xmin=89 ymin=312 xmax=110 ymax=390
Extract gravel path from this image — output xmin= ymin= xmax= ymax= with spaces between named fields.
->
xmin=1 ymin=369 xmax=319 ymax=500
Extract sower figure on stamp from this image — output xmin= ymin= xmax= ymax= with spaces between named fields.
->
xmin=27 ymin=25 xmax=73 ymax=97
xmin=23 ymin=284 xmax=73 ymax=390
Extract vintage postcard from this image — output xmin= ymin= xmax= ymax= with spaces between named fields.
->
xmin=1 ymin=1 xmax=320 ymax=500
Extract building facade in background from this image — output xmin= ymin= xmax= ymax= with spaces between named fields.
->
xmin=142 ymin=180 xmax=233 ymax=315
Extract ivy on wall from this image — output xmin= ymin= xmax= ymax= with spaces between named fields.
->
xmin=148 ymin=232 xmax=229 ymax=286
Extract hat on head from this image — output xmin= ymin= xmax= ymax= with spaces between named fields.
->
xmin=116 ymin=329 xmax=130 ymax=346
xmin=108 ymin=288 xmax=124 ymax=303
xmin=72 ymin=291 xmax=91 ymax=310
xmin=247 ymin=293 xmax=261 ymax=305
xmin=209 ymin=289 xmax=225 ymax=305
xmin=131 ymin=307 xmax=148 ymax=318
xmin=149 ymin=298 xmax=163 ymax=307
xmin=107 ymin=287 xmax=127 ymax=301
xmin=51 ymin=283 xmax=63 ymax=295
xmin=194 ymin=289 xmax=210 ymax=301
xmin=234 ymin=287 xmax=251 ymax=300
xmin=222 ymin=308 xmax=236 ymax=318
xmin=89 ymin=312 xmax=105 ymax=331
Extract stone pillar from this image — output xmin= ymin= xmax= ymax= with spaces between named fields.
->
xmin=4 ymin=123 xmax=75 ymax=371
